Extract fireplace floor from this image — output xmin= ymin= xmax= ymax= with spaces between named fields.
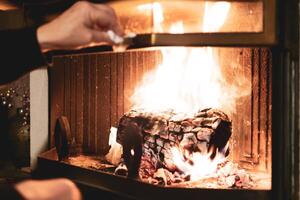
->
xmin=37 ymin=148 xmax=271 ymax=190
xmin=67 ymin=156 xmax=270 ymax=190
xmin=36 ymin=148 xmax=272 ymax=200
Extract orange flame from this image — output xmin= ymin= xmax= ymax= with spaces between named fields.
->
xmin=171 ymin=146 xmax=227 ymax=180
xmin=132 ymin=2 xmax=234 ymax=180
xmin=132 ymin=2 xmax=233 ymax=115
xmin=203 ymin=2 xmax=231 ymax=32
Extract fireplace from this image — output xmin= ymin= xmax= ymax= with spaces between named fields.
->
xmin=35 ymin=0 xmax=299 ymax=200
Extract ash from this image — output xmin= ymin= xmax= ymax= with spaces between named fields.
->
xmin=139 ymin=159 xmax=254 ymax=189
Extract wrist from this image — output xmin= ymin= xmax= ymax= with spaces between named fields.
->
xmin=37 ymin=25 xmax=55 ymax=52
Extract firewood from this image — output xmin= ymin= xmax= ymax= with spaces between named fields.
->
xmin=117 ymin=108 xmax=232 ymax=175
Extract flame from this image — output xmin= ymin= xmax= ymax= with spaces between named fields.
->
xmin=137 ymin=2 xmax=164 ymax=33
xmin=131 ymin=2 xmax=233 ymax=115
xmin=171 ymin=147 xmax=227 ymax=181
xmin=132 ymin=2 xmax=234 ymax=180
xmin=203 ymin=2 xmax=231 ymax=32
xmin=153 ymin=2 xmax=164 ymax=32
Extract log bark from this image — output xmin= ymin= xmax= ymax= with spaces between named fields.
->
xmin=117 ymin=108 xmax=232 ymax=174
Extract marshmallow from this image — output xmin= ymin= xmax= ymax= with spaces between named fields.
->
xmin=107 ymin=30 xmax=124 ymax=44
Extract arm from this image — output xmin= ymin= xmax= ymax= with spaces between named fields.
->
xmin=0 ymin=1 xmax=123 ymax=85
xmin=3 ymin=1 xmax=123 ymax=199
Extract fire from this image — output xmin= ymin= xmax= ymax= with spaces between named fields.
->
xmin=131 ymin=2 xmax=233 ymax=180
xmin=171 ymin=147 xmax=227 ymax=181
xmin=203 ymin=2 xmax=231 ymax=32
xmin=137 ymin=2 xmax=164 ymax=33
xmin=132 ymin=2 xmax=232 ymax=115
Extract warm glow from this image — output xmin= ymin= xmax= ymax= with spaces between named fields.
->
xmin=171 ymin=146 xmax=227 ymax=181
xmin=131 ymin=2 xmax=234 ymax=180
xmin=132 ymin=2 xmax=233 ymax=115
xmin=153 ymin=2 xmax=164 ymax=32
xmin=137 ymin=2 xmax=164 ymax=32
xmin=137 ymin=1 xmax=231 ymax=33
xmin=203 ymin=2 xmax=231 ymax=32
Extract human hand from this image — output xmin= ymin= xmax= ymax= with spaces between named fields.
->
xmin=37 ymin=1 xmax=124 ymax=52
xmin=15 ymin=178 xmax=81 ymax=200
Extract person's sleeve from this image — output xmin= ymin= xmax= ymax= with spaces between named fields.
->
xmin=0 ymin=27 xmax=47 ymax=85
xmin=0 ymin=184 xmax=24 ymax=200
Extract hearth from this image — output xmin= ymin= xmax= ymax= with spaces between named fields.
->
xmin=35 ymin=0 xmax=299 ymax=200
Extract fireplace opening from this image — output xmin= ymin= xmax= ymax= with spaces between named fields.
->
xmin=48 ymin=46 xmax=272 ymax=191
xmin=42 ymin=0 xmax=273 ymax=197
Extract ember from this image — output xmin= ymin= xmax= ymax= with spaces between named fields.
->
xmin=139 ymin=161 xmax=255 ymax=189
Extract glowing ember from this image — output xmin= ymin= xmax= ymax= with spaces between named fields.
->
xmin=171 ymin=145 xmax=228 ymax=181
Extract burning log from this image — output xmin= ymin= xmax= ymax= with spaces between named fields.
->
xmin=116 ymin=108 xmax=232 ymax=175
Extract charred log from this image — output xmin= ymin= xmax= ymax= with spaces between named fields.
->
xmin=117 ymin=108 xmax=232 ymax=175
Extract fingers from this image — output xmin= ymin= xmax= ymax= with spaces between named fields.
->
xmin=38 ymin=1 xmax=125 ymax=51
xmin=111 ymin=22 xmax=125 ymax=37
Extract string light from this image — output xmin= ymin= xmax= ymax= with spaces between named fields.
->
xmin=0 ymin=85 xmax=30 ymax=135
